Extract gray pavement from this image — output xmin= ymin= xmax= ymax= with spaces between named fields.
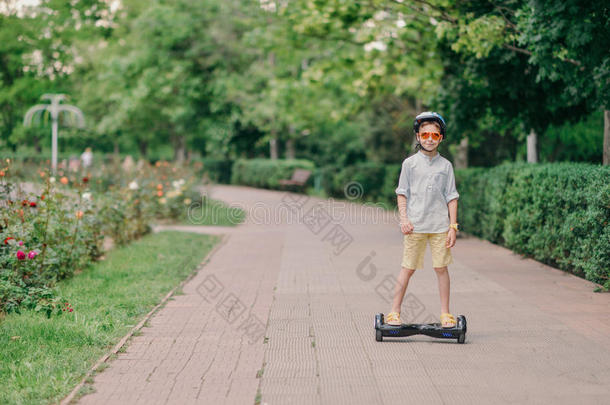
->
xmin=77 ymin=185 xmax=610 ymax=405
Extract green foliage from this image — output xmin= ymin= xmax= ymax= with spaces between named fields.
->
xmin=438 ymin=14 xmax=511 ymax=58
xmin=381 ymin=164 xmax=402 ymax=205
xmin=231 ymin=158 xmax=315 ymax=190
xmin=214 ymin=0 xmax=444 ymax=163
xmin=297 ymin=119 xmax=368 ymax=168
xmin=539 ymin=109 xmax=604 ymax=163
xmin=436 ymin=30 xmax=588 ymax=145
xmin=75 ymin=0 xmax=212 ymax=157
xmin=1 ymin=0 xmax=607 ymax=166
xmin=455 ymin=165 xmax=512 ymax=243
xmin=516 ymin=0 xmax=610 ymax=109
xmin=456 ymin=163 xmax=610 ymax=289
xmin=0 ymin=0 xmax=114 ymax=150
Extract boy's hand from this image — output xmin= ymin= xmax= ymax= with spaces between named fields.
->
xmin=400 ymin=219 xmax=414 ymax=234
xmin=446 ymin=228 xmax=457 ymax=248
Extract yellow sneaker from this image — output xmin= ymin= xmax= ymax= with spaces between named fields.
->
xmin=386 ymin=312 xmax=401 ymax=326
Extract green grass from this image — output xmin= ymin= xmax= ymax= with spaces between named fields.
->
xmin=0 ymin=231 xmax=219 ymax=405
xmin=181 ymin=197 xmax=246 ymax=226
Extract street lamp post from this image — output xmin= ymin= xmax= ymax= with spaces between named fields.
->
xmin=24 ymin=94 xmax=85 ymax=174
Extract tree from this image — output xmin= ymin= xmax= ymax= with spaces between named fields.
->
xmin=433 ymin=0 xmax=610 ymax=164
xmin=230 ymin=0 xmax=446 ymax=162
xmin=76 ymin=0 xmax=218 ymax=160
xmin=0 ymin=0 xmax=113 ymax=152
xmin=517 ymin=1 xmax=610 ymax=164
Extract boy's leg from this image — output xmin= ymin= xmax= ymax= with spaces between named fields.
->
xmin=391 ymin=267 xmax=416 ymax=313
xmin=430 ymin=232 xmax=455 ymax=326
xmin=387 ymin=233 xmax=425 ymax=325
xmin=433 ymin=266 xmax=450 ymax=315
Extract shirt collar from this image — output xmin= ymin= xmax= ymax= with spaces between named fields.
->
xmin=417 ymin=150 xmax=441 ymax=163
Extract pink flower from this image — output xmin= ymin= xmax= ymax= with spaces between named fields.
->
xmin=18 ymin=240 xmax=24 ymax=246
xmin=16 ymin=250 xmax=26 ymax=260
xmin=28 ymin=251 xmax=38 ymax=259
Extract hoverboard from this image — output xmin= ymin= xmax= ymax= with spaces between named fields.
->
xmin=375 ymin=313 xmax=466 ymax=343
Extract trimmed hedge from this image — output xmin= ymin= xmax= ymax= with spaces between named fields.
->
xmin=319 ymin=162 xmax=400 ymax=206
xmin=230 ymin=158 xmax=315 ymax=190
xmin=456 ymin=163 xmax=610 ymax=289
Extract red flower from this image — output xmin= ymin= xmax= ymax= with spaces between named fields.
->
xmin=3 ymin=237 xmax=14 ymax=245
xmin=63 ymin=302 xmax=74 ymax=313
xmin=29 ymin=202 xmax=37 ymax=208
xmin=40 ymin=195 xmax=45 ymax=201
xmin=82 ymin=177 xmax=89 ymax=183
xmin=16 ymin=250 xmax=26 ymax=260
xmin=21 ymin=200 xmax=29 ymax=207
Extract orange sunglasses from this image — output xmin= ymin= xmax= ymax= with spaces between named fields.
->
xmin=419 ymin=132 xmax=442 ymax=141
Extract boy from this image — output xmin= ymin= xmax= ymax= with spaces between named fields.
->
xmin=386 ymin=111 xmax=460 ymax=328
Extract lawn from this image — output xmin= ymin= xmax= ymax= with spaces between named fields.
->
xmin=181 ymin=196 xmax=246 ymax=226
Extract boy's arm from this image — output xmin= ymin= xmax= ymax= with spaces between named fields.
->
xmin=444 ymin=162 xmax=459 ymax=229
xmin=446 ymin=198 xmax=458 ymax=248
xmin=397 ymin=194 xmax=414 ymax=234
xmin=448 ymin=198 xmax=458 ymax=225
xmin=397 ymin=194 xmax=408 ymax=222
xmin=396 ymin=160 xmax=413 ymax=233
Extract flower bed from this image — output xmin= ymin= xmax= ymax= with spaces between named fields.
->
xmin=0 ymin=158 xmax=214 ymax=316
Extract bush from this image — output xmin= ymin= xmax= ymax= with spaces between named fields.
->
xmin=198 ymin=158 xmax=234 ymax=184
xmin=329 ymin=162 xmax=386 ymax=200
xmin=317 ymin=162 xmax=400 ymax=206
xmin=0 ymin=159 xmax=211 ymax=315
xmin=456 ymin=163 xmax=610 ymax=289
xmin=380 ymin=164 xmax=401 ymax=206
xmin=0 ymin=178 xmax=103 ymax=315
xmin=231 ymin=158 xmax=315 ymax=190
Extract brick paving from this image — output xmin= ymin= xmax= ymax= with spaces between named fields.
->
xmin=77 ymin=185 xmax=610 ymax=405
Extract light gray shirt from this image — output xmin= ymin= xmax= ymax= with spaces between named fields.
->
xmin=395 ymin=151 xmax=459 ymax=233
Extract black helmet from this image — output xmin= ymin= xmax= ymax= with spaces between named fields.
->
xmin=413 ymin=111 xmax=447 ymax=138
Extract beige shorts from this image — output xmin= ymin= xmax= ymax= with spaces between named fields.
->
xmin=402 ymin=232 xmax=453 ymax=270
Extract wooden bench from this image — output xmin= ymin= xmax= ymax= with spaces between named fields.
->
xmin=278 ymin=169 xmax=311 ymax=190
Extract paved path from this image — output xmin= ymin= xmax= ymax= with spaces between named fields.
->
xmin=78 ymin=185 xmax=610 ymax=405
